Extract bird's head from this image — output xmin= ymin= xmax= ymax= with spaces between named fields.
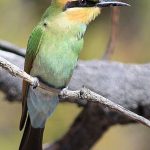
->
xmin=52 ymin=0 xmax=130 ymax=24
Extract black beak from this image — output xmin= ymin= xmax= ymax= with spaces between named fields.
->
xmin=96 ymin=1 xmax=130 ymax=7
xmin=64 ymin=0 xmax=130 ymax=11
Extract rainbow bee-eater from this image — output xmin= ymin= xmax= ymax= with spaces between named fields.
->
xmin=19 ymin=0 xmax=129 ymax=149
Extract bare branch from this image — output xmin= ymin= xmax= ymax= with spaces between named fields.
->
xmin=0 ymin=55 xmax=150 ymax=128
xmin=0 ymin=40 xmax=25 ymax=57
xmin=1 ymin=42 xmax=150 ymax=149
xmin=103 ymin=7 xmax=120 ymax=60
xmin=0 ymin=56 xmax=38 ymax=87
xmin=0 ymin=56 xmax=60 ymax=94
xmin=60 ymin=88 xmax=150 ymax=128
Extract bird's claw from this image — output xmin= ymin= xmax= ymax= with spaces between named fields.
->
xmin=32 ymin=77 xmax=39 ymax=89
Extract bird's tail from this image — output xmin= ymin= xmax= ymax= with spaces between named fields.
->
xmin=19 ymin=116 xmax=44 ymax=150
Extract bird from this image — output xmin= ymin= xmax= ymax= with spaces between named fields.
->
xmin=19 ymin=0 xmax=129 ymax=150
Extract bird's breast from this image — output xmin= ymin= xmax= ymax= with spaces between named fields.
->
xmin=30 ymin=42 xmax=81 ymax=88
xmin=30 ymin=22 xmax=85 ymax=88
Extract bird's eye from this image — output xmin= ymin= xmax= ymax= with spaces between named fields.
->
xmin=79 ymin=0 xmax=87 ymax=6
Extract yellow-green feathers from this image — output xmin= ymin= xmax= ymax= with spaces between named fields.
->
xmin=20 ymin=0 xmax=101 ymax=131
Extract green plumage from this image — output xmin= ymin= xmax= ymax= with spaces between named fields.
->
xmin=19 ymin=5 xmax=87 ymax=150
xmin=19 ymin=0 xmax=127 ymax=149
xmin=30 ymin=25 xmax=83 ymax=87
xmin=19 ymin=0 xmax=104 ymax=148
xmin=26 ymin=7 xmax=86 ymax=88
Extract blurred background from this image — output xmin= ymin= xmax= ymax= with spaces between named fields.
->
xmin=0 ymin=0 xmax=150 ymax=149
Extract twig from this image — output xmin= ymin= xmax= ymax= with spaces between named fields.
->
xmin=0 ymin=56 xmax=38 ymax=86
xmin=0 ymin=56 xmax=150 ymax=128
xmin=103 ymin=7 xmax=120 ymax=60
xmin=0 ymin=40 xmax=25 ymax=57
xmin=0 ymin=56 xmax=60 ymax=94
xmin=60 ymin=88 xmax=150 ymax=128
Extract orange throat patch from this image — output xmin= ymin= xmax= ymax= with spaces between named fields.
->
xmin=65 ymin=7 xmax=101 ymax=24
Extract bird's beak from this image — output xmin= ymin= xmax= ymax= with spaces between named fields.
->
xmin=64 ymin=0 xmax=130 ymax=11
xmin=96 ymin=1 xmax=130 ymax=8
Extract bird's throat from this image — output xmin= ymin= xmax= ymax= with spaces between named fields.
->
xmin=65 ymin=7 xmax=101 ymax=24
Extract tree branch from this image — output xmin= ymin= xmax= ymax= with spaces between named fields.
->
xmin=0 ymin=56 xmax=38 ymax=87
xmin=1 ymin=41 xmax=150 ymax=149
xmin=103 ymin=7 xmax=120 ymax=60
xmin=0 ymin=40 xmax=25 ymax=57
xmin=0 ymin=52 xmax=150 ymax=128
xmin=60 ymin=88 xmax=150 ymax=127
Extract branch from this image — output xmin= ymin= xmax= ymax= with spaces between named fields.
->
xmin=60 ymin=88 xmax=150 ymax=127
xmin=103 ymin=7 xmax=120 ymax=59
xmin=0 ymin=40 xmax=25 ymax=57
xmin=1 ymin=42 xmax=150 ymax=149
xmin=0 ymin=56 xmax=38 ymax=87
xmin=0 ymin=55 xmax=150 ymax=128
xmin=0 ymin=56 xmax=60 ymax=94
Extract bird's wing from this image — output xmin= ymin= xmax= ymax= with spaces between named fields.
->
xmin=19 ymin=25 xmax=44 ymax=130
